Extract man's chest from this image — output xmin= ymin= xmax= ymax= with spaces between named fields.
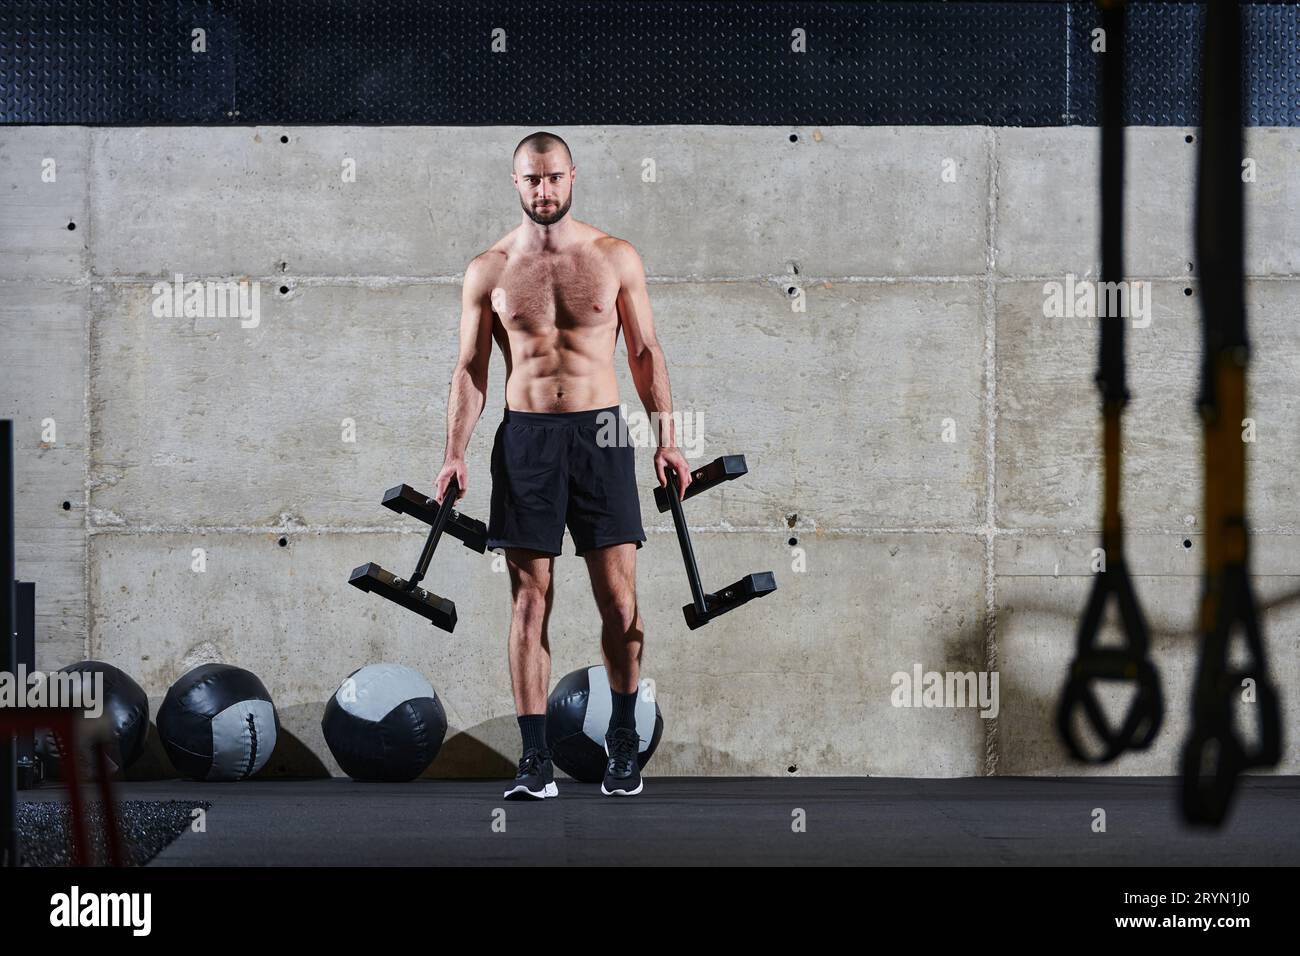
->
xmin=490 ymin=253 xmax=620 ymax=332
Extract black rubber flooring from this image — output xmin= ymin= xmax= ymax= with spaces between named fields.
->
xmin=18 ymin=776 xmax=1300 ymax=866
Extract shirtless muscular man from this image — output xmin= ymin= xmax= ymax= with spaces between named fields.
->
xmin=434 ymin=132 xmax=693 ymax=799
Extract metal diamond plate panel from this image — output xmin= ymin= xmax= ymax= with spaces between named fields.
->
xmin=1068 ymin=1 xmax=1299 ymax=125
xmin=1 ymin=1 xmax=1296 ymax=126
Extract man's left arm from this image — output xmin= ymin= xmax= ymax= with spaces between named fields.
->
xmin=613 ymin=240 xmax=692 ymax=499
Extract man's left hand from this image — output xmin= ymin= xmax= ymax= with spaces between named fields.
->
xmin=654 ymin=446 xmax=693 ymax=500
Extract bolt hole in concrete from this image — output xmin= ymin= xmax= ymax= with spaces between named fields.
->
xmin=787 ymin=765 xmax=798 ymax=774
xmin=1184 ymin=539 xmax=1193 ymax=549
xmin=280 ymin=134 xmax=289 ymax=143
xmin=1184 ymin=287 xmax=1193 ymax=296
xmin=279 ymin=285 xmax=290 ymax=295
xmin=61 ymin=500 xmax=71 ymax=510
xmin=278 ymin=537 xmax=288 ymax=547
xmin=788 ymin=537 xmax=798 ymax=546
xmin=789 ymin=133 xmax=798 ymax=142
xmin=1185 ymin=133 xmax=1195 ymax=143
xmin=66 ymin=222 xmax=75 ymax=230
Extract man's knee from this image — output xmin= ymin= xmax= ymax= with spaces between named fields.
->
xmin=510 ymin=580 xmax=551 ymax=634
xmin=597 ymin=593 xmax=641 ymax=637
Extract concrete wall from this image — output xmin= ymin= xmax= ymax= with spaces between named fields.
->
xmin=1 ymin=125 xmax=1296 ymax=778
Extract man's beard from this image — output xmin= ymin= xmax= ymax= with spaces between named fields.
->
xmin=522 ymin=194 xmax=571 ymax=225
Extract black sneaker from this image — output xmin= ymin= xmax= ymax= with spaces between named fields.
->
xmin=601 ymin=727 xmax=644 ymax=796
xmin=504 ymin=748 xmax=558 ymax=800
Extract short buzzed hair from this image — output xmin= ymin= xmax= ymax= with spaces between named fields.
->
xmin=512 ymin=131 xmax=573 ymax=170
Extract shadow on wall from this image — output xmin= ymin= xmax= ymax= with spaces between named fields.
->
xmin=433 ymin=717 xmax=738 ymax=781
xmin=124 ymin=709 xmax=530 ymax=780
xmin=119 ymin=590 xmax=1233 ymax=780
xmin=422 ymin=715 xmax=519 ymax=780
xmin=124 ymin=718 xmax=331 ymax=781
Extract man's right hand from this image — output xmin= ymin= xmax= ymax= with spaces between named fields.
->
xmin=435 ymin=459 xmax=468 ymax=504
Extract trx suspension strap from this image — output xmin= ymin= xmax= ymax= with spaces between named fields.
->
xmin=1181 ymin=0 xmax=1282 ymax=826
xmin=1057 ymin=0 xmax=1162 ymax=762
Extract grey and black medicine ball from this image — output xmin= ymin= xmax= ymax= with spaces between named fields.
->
xmin=157 ymin=663 xmax=279 ymax=781
xmin=546 ymin=665 xmax=664 ymax=783
xmin=321 ymin=663 xmax=448 ymax=782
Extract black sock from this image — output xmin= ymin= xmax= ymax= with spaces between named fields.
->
xmin=610 ymin=688 xmax=638 ymax=732
xmin=518 ymin=714 xmax=547 ymax=755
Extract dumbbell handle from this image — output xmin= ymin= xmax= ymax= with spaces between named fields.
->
xmin=406 ymin=475 xmax=460 ymax=590
xmin=664 ymin=468 xmax=709 ymax=619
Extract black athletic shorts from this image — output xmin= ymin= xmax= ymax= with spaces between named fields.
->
xmin=487 ymin=405 xmax=646 ymax=557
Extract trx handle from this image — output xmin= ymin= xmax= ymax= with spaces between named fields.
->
xmin=1181 ymin=0 xmax=1281 ymax=826
xmin=1058 ymin=0 xmax=1162 ymax=762
xmin=1059 ymin=558 xmax=1163 ymax=762
xmin=1183 ymin=567 xmax=1283 ymax=825
xmin=1182 ymin=357 xmax=1282 ymax=823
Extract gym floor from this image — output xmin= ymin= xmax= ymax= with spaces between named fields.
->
xmin=20 ymin=776 xmax=1300 ymax=866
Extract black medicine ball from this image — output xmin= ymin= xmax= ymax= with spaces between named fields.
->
xmin=35 ymin=660 xmax=150 ymax=780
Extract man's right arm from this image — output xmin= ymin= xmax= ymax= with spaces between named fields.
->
xmin=435 ymin=254 xmax=495 ymax=502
